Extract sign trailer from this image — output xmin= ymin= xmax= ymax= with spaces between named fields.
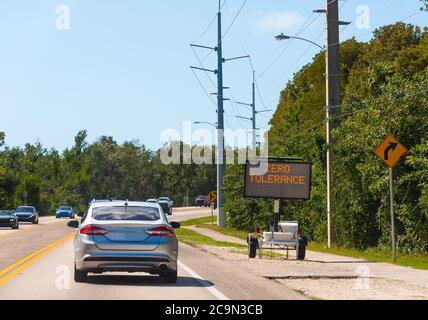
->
xmin=244 ymin=157 xmax=312 ymax=260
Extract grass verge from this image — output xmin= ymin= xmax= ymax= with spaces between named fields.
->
xmin=179 ymin=216 xmax=428 ymax=270
xmin=181 ymin=215 xmax=248 ymax=240
xmin=195 ymin=224 xmax=248 ymax=241
xmin=308 ymin=242 xmax=428 ymax=270
xmin=175 ymin=228 xmax=246 ymax=249
xmin=180 ymin=216 xmax=217 ymax=227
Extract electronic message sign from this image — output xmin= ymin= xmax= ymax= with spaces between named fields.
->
xmin=244 ymin=159 xmax=312 ymax=200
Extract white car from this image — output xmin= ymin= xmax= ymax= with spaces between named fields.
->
xmin=158 ymin=197 xmax=173 ymax=208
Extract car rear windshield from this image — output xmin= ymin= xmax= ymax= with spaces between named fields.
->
xmin=59 ymin=206 xmax=71 ymax=210
xmin=92 ymin=206 xmax=160 ymax=221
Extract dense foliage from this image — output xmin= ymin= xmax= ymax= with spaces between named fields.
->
xmin=223 ymin=22 xmax=428 ymax=253
xmin=0 ymin=133 xmax=216 ymax=214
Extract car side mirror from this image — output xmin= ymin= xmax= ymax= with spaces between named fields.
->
xmin=170 ymin=222 xmax=181 ymax=229
xmin=77 ymin=212 xmax=84 ymax=218
xmin=67 ymin=220 xmax=79 ymax=229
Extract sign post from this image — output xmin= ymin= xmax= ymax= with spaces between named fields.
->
xmin=273 ymin=199 xmax=280 ymax=232
xmin=389 ymin=168 xmax=396 ymax=262
xmin=374 ymin=135 xmax=408 ymax=263
xmin=208 ymin=191 xmax=217 ymax=225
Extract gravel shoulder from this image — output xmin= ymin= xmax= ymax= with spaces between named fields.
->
xmin=183 ymin=226 xmax=428 ymax=300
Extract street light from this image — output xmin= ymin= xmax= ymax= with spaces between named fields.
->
xmin=193 ymin=121 xmax=218 ymax=128
xmin=274 ymin=33 xmax=325 ymax=51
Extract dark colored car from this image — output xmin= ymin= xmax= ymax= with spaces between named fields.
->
xmin=0 ymin=210 xmax=19 ymax=229
xmin=147 ymin=199 xmax=172 ymax=216
xmin=158 ymin=200 xmax=172 ymax=216
xmin=195 ymin=196 xmax=210 ymax=207
xmin=15 ymin=206 xmax=39 ymax=224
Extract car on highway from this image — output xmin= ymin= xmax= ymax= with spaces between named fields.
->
xmin=195 ymin=195 xmax=210 ymax=207
xmin=0 ymin=210 xmax=19 ymax=229
xmin=14 ymin=206 xmax=39 ymax=224
xmin=55 ymin=206 xmax=75 ymax=219
xmin=158 ymin=197 xmax=173 ymax=208
xmin=147 ymin=199 xmax=172 ymax=216
xmin=68 ymin=200 xmax=180 ymax=283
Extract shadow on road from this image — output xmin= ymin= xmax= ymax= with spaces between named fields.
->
xmin=86 ymin=275 xmax=214 ymax=287
xmin=305 ymin=259 xmax=377 ymax=264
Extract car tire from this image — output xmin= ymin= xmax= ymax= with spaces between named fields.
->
xmin=162 ymin=269 xmax=178 ymax=284
xmin=12 ymin=224 xmax=19 ymax=230
xmin=32 ymin=218 xmax=39 ymax=225
xmin=74 ymin=265 xmax=88 ymax=283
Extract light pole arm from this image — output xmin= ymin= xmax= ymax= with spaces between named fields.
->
xmin=194 ymin=121 xmax=218 ymax=128
xmin=276 ymin=34 xmax=324 ymax=51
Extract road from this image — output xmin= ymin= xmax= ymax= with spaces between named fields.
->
xmin=0 ymin=208 xmax=302 ymax=300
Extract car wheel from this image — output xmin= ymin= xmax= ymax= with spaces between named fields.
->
xmin=12 ymin=224 xmax=19 ymax=230
xmin=32 ymin=218 xmax=39 ymax=225
xmin=161 ymin=270 xmax=178 ymax=284
xmin=74 ymin=265 xmax=88 ymax=283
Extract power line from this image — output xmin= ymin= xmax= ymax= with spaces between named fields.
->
xmin=190 ymin=68 xmax=217 ymax=107
xmin=194 ymin=0 xmax=227 ymax=42
xmin=222 ymin=0 xmax=248 ymax=40
xmin=270 ymin=27 xmax=325 ymax=87
xmin=202 ymin=0 xmax=248 ymax=62
xmin=271 ymin=84 xmax=428 ymax=144
xmin=191 ymin=45 xmax=217 ymax=88
xmin=257 ymin=12 xmax=322 ymax=79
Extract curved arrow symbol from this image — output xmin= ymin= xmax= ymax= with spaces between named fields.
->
xmin=384 ymin=142 xmax=398 ymax=161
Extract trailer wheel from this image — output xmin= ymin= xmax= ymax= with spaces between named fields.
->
xmin=297 ymin=244 xmax=306 ymax=260
xmin=248 ymin=242 xmax=257 ymax=259
xmin=297 ymin=235 xmax=307 ymax=260
xmin=248 ymin=235 xmax=258 ymax=259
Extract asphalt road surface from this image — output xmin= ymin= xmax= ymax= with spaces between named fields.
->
xmin=0 ymin=208 xmax=302 ymax=300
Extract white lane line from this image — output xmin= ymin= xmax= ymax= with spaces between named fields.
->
xmin=178 ymin=260 xmax=230 ymax=300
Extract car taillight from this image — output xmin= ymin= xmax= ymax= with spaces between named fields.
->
xmin=147 ymin=226 xmax=174 ymax=237
xmin=80 ymin=225 xmax=107 ymax=236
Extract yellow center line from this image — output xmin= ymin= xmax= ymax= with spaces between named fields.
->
xmin=0 ymin=232 xmax=75 ymax=285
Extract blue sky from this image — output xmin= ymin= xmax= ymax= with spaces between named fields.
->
xmin=0 ymin=0 xmax=426 ymax=151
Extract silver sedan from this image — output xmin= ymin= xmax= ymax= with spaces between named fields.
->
xmin=68 ymin=200 xmax=180 ymax=283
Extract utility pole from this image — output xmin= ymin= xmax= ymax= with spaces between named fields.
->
xmin=216 ymin=0 xmax=226 ymax=227
xmin=191 ymin=1 xmax=250 ymax=227
xmin=236 ymin=71 xmax=272 ymax=150
xmin=325 ymin=0 xmax=341 ymax=248
xmin=251 ymin=71 xmax=257 ymax=149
